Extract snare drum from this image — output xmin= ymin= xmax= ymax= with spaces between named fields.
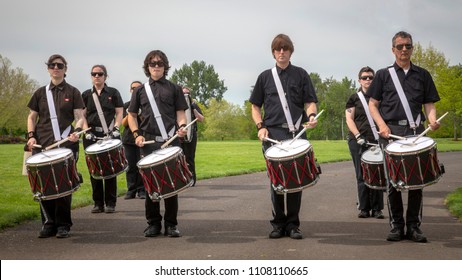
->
xmin=360 ymin=147 xmax=387 ymax=190
xmin=85 ymin=139 xmax=128 ymax=179
xmin=26 ymin=148 xmax=80 ymax=201
xmin=137 ymin=146 xmax=193 ymax=201
xmin=385 ymin=136 xmax=444 ymax=190
xmin=264 ymin=139 xmax=321 ymax=193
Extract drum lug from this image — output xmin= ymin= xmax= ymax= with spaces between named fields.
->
xmin=439 ymin=163 xmax=445 ymax=174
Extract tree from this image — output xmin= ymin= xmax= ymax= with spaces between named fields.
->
xmin=412 ymin=43 xmax=461 ymax=140
xmin=0 ymin=55 xmax=38 ymax=136
xmin=202 ymin=99 xmax=247 ymax=140
xmin=170 ymin=60 xmax=227 ymax=107
xmin=434 ymin=64 xmax=462 ymax=140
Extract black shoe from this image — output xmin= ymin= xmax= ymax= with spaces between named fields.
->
xmin=91 ymin=206 xmax=104 ymax=213
xmin=372 ymin=210 xmax=384 ymax=219
xmin=269 ymin=228 xmax=285 ymax=239
xmin=105 ymin=205 xmax=115 ymax=213
xmin=124 ymin=192 xmax=136 ymax=200
xmin=358 ymin=210 xmax=370 ymax=218
xmin=56 ymin=228 xmax=70 ymax=238
xmin=386 ymin=228 xmax=405 ymax=241
xmin=38 ymin=228 xmax=56 ymax=238
xmin=165 ymin=226 xmax=181 ymax=237
xmin=137 ymin=191 xmax=146 ymax=199
xmin=144 ymin=225 xmax=161 ymax=237
xmin=288 ymin=228 xmax=303 ymax=239
xmin=407 ymin=227 xmax=428 ymax=243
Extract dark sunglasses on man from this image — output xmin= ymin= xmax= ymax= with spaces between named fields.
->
xmin=148 ymin=61 xmax=165 ymax=68
xmin=394 ymin=44 xmax=413 ymax=51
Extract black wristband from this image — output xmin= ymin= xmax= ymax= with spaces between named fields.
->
xmin=179 ymin=124 xmax=186 ymax=128
xmin=308 ymin=113 xmax=316 ymax=121
xmin=256 ymin=122 xmax=266 ymax=131
xmin=27 ymin=131 xmax=36 ymax=140
xmin=133 ymin=130 xmax=142 ymax=139
xmin=114 ymin=126 xmax=120 ymax=131
xmin=75 ymin=127 xmax=82 ymax=133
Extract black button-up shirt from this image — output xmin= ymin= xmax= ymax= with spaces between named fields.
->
xmin=27 ymin=80 xmax=84 ymax=147
xmin=249 ymin=63 xmax=317 ymax=127
xmin=368 ymin=62 xmax=440 ymax=123
xmin=127 ymin=77 xmax=188 ymax=136
xmin=82 ymin=84 xmax=124 ymax=130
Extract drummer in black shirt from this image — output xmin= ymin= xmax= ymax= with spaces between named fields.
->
xmin=82 ymin=65 xmax=124 ymax=214
xmin=250 ymin=34 xmax=318 ymax=240
xmin=127 ymin=50 xmax=188 ymax=238
xmin=27 ymin=54 xmax=86 ymax=238
xmin=369 ymin=31 xmax=441 ymax=243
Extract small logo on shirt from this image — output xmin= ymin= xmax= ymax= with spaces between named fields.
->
xmin=108 ymin=97 xmax=112 ymax=100
xmin=64 ymin=98 xmax=70 ymax=102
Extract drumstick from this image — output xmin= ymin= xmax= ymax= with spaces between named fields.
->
xmin=161 ymin=119 xmax=198 ymax=149
xmin=45 ymin=127 xmax=91 ymax=151
xmin=388 ymin=134 xmax=407 ymax=140
xmin=264 ymin=137 xmax=282 ymax=145
xmin=142 ymin=140 xmax=156 ymax=145
xmin=289 ymin=109 xmax=324 ymax=145
xmin=412 ymin=112 xmax=448 ymax=144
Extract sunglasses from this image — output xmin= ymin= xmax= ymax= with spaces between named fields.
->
xmin=273 ymin=46 xmax=290 ymax=52
xmin=360 ymin=76 xmax=374 ymax=81
xmin=48 ymin=63 xmax=65 ymax=69
xmin=394 ymin=44 xmax=413 ymax=51
xmin=91 ymin=72 xmax=105 ymax=77
xmin=148 ymin=61 xmax=165 ymax=68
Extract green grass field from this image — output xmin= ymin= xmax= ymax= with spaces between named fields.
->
xmin=1 ymin=139 xmax=461 ymax=230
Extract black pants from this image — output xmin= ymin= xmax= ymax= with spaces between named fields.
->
xmin=123 ymin=143 xmax=144 ymax=195
xmin=181 ymin=130 xmax=198 ymax=185
xmin=83 ymin=137 xmax=117 ymax=208
xmin=141 ymin=140 xmax=180 ymax=229
xmin=380 ymin=124 xmax=424 ymax=230
xmin=347 ymin=138 xmax=384 ymax=212
xmin=263 ymin=126 xmax=304 ymax=231
xmin=34 ymin=142 xmax=79 ymax=231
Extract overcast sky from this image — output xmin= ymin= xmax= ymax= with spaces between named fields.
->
xmin=1 ymin=0 xmax=461 ymax=106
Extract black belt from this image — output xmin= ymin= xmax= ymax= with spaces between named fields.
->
xmin=387 ymin=120 xmax=408 ymax=126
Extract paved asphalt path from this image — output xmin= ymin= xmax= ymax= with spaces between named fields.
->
xmin=1 ymin=152 xmax=461 ymax=260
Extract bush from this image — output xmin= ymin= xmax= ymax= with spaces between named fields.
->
xmin=0 ymin=136 xmax=27 ymax=144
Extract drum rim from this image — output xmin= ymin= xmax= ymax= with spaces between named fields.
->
xmin=385 ymin=136 xmax=435 ymax=153
xmin=26 ymin=148 xmax=74 ymax=166
xmin=265 ymin=139 xmax=312 ymax=158
xmin=137 ymin=146 xmax=182 ymax=167
xmin=85 ymin=139 xmax=122 ymax=154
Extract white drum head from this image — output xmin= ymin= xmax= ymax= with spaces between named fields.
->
xmin=138 ymin=146 xmax=181 ymax=167
xmin=26 ymin=148 xmax=73 ymax=164
xmin=86 ymin=139 xmax=121 ymax=153
xmin=386 ymin=136 xmax=435 ymax=153
xmin=265 ymin=139 xmax=311 ymax=159
xmin=361 ymin=147 xmax=383 ymax=162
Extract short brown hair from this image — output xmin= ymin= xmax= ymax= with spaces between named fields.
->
xmin=271 ymin=34 xmax=294 ymax=54
xmin=46 ymin=54 xmax=67 ymax=67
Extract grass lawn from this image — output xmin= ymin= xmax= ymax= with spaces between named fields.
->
xmin=1 ymin=138 xmax=461 ymax=230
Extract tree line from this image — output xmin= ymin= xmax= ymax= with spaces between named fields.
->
xmin=1 ymin=42 xmax=461 ymax=141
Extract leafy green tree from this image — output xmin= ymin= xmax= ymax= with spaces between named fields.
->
xmin=434 ymin=64 xmax=462 ymax=140
xmin=202 ymin=99 xmax=247 ymax=140
xmin=171 ymin=60 xmax=227 ymax=107
xmin=412 ymin=43 xmax=461 ymax=139
xmin=0 ymin=55 xmax=38 ymax=136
